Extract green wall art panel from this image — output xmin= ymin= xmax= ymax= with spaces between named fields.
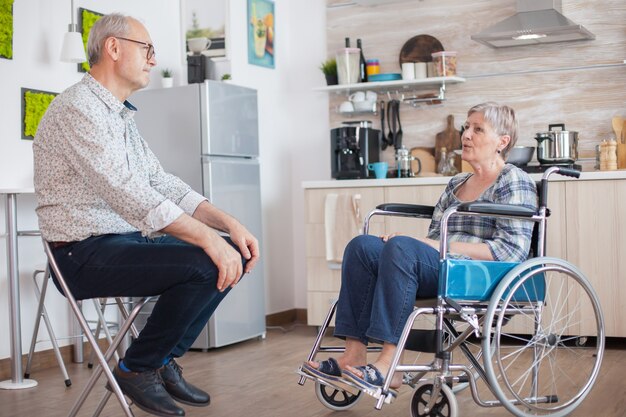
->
xmin=78 ymin=8 xmax=104 ymax=72
xmin=21 ymin=88 xmax=58 ymax=140
xmin=0 ymin=0 xmax=14 ymax=59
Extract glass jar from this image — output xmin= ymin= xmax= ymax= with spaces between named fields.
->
xmin=336 ymin=48 xmax=361 ymax=85
xmin=431 ymin=51 xmax=457 ymax=77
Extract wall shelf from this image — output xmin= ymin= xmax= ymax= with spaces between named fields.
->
xmin=316 ymin=76 xmax=465 ymax=107
xmin=314 ymin=76 xmax=465 ymax=94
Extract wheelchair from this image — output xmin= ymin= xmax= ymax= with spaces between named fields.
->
xmin=297 ymin=166 xmax=605 ymax=417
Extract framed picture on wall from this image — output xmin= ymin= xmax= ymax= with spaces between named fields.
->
xmin=180 ymin=0 xmax=227 ymax=60
xmin=247 ymin=0 xmax=274 ymax=69
xmin=0 ymin=0 xmax=14 ymax=60
xmin=21 ymin=88 xmax=58 ymax=140
xmin=78 ymin=7 xmax=104 ymax=72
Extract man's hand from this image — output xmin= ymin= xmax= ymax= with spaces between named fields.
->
xmin=227 ymin=223 xmax=260 ymax=276
xmin=200 ymin=232 xmax=245 ymax=292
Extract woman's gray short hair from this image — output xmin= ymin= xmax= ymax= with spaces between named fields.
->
xmin=87 ymin=13 xmax=130 ymax=67
xmin=467 ymin=102 xmax=518 ymax=159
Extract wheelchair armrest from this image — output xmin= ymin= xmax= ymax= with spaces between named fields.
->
xmin=375 ymin=203 xmax=435 ymax=218
xmin=456 ymin=202 xmax=536 ymax=218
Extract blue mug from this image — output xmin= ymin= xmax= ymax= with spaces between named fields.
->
xmin=367 ymin=161 xmax=389 ymax=179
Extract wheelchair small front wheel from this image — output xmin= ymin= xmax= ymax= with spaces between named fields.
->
xmin=314 ymin=382 xmax=362 ymax=411
xmin=410 ymin=382 xmax=458 ymax=417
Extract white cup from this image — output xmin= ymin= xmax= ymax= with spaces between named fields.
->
xmin=187 ymin=37 xmax=212 ymax=54
xmin=339 ymin=101 xmax=354 ymax=113
xmin=365 ymin=91 xmax=378 ymax=102
xmin=415 ymin=62 xmax=427 ymax=79
xmin=401 ymin=62 xmax=415 ymax=80
xmin=349 ymin=91 xmax=366 ymax=102
xmin=426 ymin=62 xmax=436 ymax=77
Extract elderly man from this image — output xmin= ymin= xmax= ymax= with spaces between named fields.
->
xmin=33 ymin=13 xmax=259 ymax=417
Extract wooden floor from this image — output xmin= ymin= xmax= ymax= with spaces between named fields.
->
xmin=1 ymin=325 xmax=626 ymax=417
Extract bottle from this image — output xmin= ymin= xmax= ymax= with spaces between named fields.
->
xmin=356 ymin=39 xmax=368 ymax=83
xmin=345 ymin=37 xmax=350 ymax=48
xmin=438 ymin=147 xmax=448 ymax=175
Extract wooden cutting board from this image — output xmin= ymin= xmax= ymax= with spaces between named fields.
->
xmin=435 ymin=114 xmax=462 ymax=170
xmin=410 ymin=147 xmax=437 ymax=176
xmin=399 ymin=34 xmax=444 ymax=65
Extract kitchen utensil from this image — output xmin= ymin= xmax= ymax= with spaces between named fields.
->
xmin=617 ymin=143 xmax=626 ymax=169
xmin=368 ymin=73 xmax=402 ymax=82
xmin=399 ymin=34 xmax=444 ymax=66
xmin=535 ymin=123 xmax=579 ymax=164
xmin=395 ymin=146 xmax=418 ymax=177
xmin=435 ymin=115 xmax=461 ymax=169
xmin=612 ymin=116 xmax=623 ymax=143
xmin=410 ymin=147 xmax=436 ymax=176
xmin=385 ymin=99 xmax=402 ymax=150
xmin=507 ymin=146 xmax=535 ymax=166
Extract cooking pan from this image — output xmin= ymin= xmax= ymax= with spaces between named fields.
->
xmin=535 ymin=124 xmax=578 ymax=164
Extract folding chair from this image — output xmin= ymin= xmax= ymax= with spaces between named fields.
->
xmin=42 ymin=239 xmax=151 ymax=417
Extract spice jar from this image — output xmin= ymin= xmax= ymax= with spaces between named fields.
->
xmin=366 ymin=59 xmax=380 ymax=76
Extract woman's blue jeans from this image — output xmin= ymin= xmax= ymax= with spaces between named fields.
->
xmin=50 ymin=232 xmax=244 ymax=371
xmin=334 ymin=234 xmax=440 ymax=346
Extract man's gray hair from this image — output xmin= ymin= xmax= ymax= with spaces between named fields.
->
xmin=87 ymin=13 xmax=130 ymax=67
xmin=467 ymin=102 xmax=518 ymax=159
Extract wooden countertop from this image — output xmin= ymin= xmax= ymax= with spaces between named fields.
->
xmin=302 ymin=169 xmax=626 ymax=189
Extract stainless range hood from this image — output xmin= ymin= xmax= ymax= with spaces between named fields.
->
xmin=471 ymin=0 xmax=595 ymax=48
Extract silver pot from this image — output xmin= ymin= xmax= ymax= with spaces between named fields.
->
xmin=535 ymin=124 xmax=579 ymax=164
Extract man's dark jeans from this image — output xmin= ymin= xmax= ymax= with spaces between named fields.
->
xmin=51 ymin=232 xmax=243 ymax=371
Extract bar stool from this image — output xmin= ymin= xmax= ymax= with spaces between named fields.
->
xmin=24 ymin=269 xmax=124 ymax=386
xmin=42 ymin=239 xmax=151 ymax=417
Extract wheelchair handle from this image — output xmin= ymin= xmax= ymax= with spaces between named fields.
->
xmin=540 ymin=166 xmax=581 ymax=208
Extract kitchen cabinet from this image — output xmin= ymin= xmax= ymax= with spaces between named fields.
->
xmin=303 ymin=178 xmax=613 ymax=338
xmin=305 ymin=186 xmax=385 ymax=325
xmin=564 ymin=179 xmax=626 ymax=337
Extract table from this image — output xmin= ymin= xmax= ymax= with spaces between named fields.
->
xmin=0 ymin=188 xmax=38 ymax=389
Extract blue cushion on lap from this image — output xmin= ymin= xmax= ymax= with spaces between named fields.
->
xmin=438 ymin=259 xmax=545 ymax=302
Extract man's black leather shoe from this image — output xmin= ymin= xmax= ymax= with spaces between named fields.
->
xmin=112 ymin=364 xmax=185 ymax=417
xmin=160 ymin=359 xmax=210 ymax=407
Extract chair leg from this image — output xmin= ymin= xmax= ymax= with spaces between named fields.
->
xmin=89 ymin=298 xmax=121 ymax=368
xmin=66 ymin=298 xmax=144 ymax=417
xmin=92 ymin=390 xmax=114 ymax=417
xmin=25 ymin=268 xmax=71 ymax=386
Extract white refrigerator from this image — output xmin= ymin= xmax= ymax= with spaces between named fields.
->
xmin=131 ymin=81 xmax=266 ymax=349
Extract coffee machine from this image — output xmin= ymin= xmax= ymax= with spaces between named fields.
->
xmin=331 ymin=121 xmax=381 ymax=179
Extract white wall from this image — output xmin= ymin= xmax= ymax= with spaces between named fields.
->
xmin=0 ymin=0 xmax=327 ymax=359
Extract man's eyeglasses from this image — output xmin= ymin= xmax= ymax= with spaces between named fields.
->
xmin=116 ymin=37 xmax=155 ymax=60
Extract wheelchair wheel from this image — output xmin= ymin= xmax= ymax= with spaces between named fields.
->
xmin=482 ymin=257 xmax=605 ymax=417
xmin=410 ymin=382 xmax=458 ymax=417
xmin=314 ymin=381 xmax=362 ymax=411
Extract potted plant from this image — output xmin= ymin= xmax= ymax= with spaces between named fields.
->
xmin=221 ymin=73 xmax=232 ymax=83
xmin=161 ymin=69 xmax=173 ymax=88
xmin=320 ymin=58 xmax=338 ymax=86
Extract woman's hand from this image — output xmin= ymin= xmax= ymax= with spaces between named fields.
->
xmin=380 ymin=232 xmax=401 ymax=242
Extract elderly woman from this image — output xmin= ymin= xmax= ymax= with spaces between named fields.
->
xmin=303 ymin=102 xmax=537 ymax=392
